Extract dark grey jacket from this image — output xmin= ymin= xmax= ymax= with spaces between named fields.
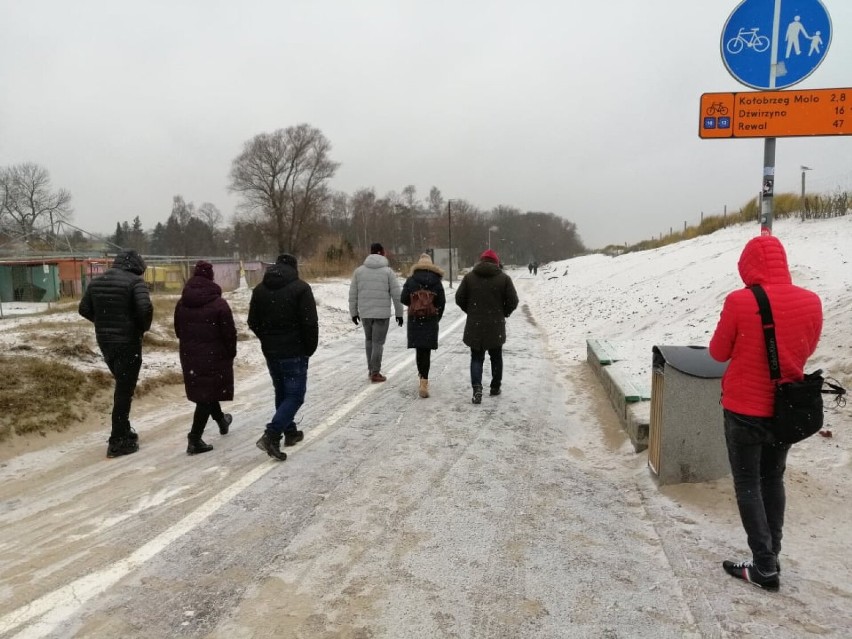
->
xmin=455 ymin=260 xmax=519 ymax=350
xmin=79 ymin=250 xmax=153 ymax=345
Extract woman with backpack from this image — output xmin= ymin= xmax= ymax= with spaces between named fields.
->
xmin=401 ymin=253 xmax=446 ymax=398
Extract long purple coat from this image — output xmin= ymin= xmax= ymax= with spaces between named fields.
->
xmin=174 ymin=276 xmax=237 ymax=403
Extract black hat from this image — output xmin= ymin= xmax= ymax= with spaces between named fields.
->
xmin=277 ymin=253 xmax=298 ymax=268
xmin=370 ymin=242 xmax=385 ymax=255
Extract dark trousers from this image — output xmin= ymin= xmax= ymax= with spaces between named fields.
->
xmin=416 ymin=348 xmax=431 ymax=379
xmin=724 ymin=409 xmax=791 ymax=574
xmin=190 ymin=401 xmax=224 ymax=438
xmin=470 ymin=347 xmax=503 ymax=390
xmin=100 ymin=342 xmax=142 ymax=443
xmin=265 ymin=355 xmax=309 ymax=435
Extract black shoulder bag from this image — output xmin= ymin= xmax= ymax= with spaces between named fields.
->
xmin=751 ymin=285 xmax=846 ymax=444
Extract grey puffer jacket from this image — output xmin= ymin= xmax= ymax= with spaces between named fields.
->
xmin=79 ymin=250 xmax=153 ymax=345
xmin=348 ymin=254 xmax=404 ymax=319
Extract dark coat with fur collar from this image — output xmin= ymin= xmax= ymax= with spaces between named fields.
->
xmin=401 ymin=263 xmax=446 ymax=350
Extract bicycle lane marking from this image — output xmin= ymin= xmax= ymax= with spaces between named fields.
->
xmin=0 ymin=315 xmax=468 ymax=639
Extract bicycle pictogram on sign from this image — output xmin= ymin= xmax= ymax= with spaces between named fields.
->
xmin=726 ymin=27 xmax=770 ymax=54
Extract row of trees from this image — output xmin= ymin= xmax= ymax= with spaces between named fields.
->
xmin=3 ymin=124 xmax=587 ymax=267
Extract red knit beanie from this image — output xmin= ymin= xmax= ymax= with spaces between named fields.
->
xmin=480 ymin=249 xmax=499 ymax=264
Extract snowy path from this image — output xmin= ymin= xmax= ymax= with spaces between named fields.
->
xmin=1 ymin=267 xmax=850 ymax=638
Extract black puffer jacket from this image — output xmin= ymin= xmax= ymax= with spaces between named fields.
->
xmin=247 ymin=262 xmax=319 ymax=358
xmin=79 ymin=250 xmax=153 ymax=345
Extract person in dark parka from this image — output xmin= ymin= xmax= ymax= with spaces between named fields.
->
xmin=79 ymin=249 xmax=153 ymax=458
xmin=455 ymin=249 xmax=519 ymax=404
xmin=248 ymin=253 xmax=319 ymax=461
xmin=174 ymin=261 xmax=237 ymax=455
xmin=401 ymin=253 xmax=446 ymax=398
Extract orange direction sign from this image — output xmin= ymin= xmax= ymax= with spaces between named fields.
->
xmin=699 ymin=88 xmax=851 ymax=138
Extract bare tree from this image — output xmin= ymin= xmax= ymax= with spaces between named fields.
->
xmin=228 ymin=124 xmax=339 ymax=254
xmin=0 ymin=163 xmax=73 ymax=238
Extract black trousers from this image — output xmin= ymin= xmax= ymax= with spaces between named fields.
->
xmin=190 ymin=402 xmax=225 ymax=438
xmin=724 ymin=409 xmax=791 ymax=574
xmin=416 ymin=348 xmax=431 ymax=379
xmin=99 ymin=342 xmax=142 ymax=443
xmin=470 ymin=347 xmax=503 ymax=390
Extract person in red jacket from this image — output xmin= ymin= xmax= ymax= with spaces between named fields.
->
xmin=709 ymin=235 xmax=822 ymax=592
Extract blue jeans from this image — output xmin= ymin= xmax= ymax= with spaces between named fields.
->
xmin=724 ymin=409 xmax=791 ymax=573
xmin=265 ymin=356 xmax=309 ymax=435
xmin=470 ymin=347 xmax=503 ymax=390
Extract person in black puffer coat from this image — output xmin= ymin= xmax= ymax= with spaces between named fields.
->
xmin=248 ymin=253 xmax=319 ymax=461
xmin=401 ymin=253 xmax=446 ymax=398
xmin=455 ymin=249 xmax=519 ymax=404
xmin=174 ymin=261 xmax=237 ymax=456
xmin=79 ymin=249 xmax=153 ymax=458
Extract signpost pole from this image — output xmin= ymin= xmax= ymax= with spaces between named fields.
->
xmin=760 ymin=139 xmax=776 ymax=235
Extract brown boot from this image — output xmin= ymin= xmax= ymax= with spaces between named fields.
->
xmin=419 ymin=378 xmax=429 ymax=398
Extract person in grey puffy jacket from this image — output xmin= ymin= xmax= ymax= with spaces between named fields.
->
xmin=349 ymin=242 xmax=404 ymax=382
xmin=79 ymin=249 xmax=153 ymax=458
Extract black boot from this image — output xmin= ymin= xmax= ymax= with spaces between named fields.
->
xmin=284 ymin=430 xmax=304 ymax=447
xmin=256 ymin=431 xmax=287 ymax=461
xmin=216 ymin=413 xmax=233 ymax=435
xmin=472 ymin=384 xmax=483 ymax=405
xmin=107 ymin=438 xmax=139 ymax=458
xmin=187 ymin=435 xmax=214 ymax=455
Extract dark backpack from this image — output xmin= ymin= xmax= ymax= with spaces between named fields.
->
xmin=408 ymin=288 xmax=438 ymax=319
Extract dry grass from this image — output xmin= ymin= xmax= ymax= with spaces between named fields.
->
xmin=136 ymin=370 xmax=184 ymax=396
xmin=0 ymin=356 xmax=113 ymax=440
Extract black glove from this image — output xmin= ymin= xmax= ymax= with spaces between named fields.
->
xmin=352 ymin=315 xmax=360 ymax=325
xmin=396 ymin=316 xmax=403 ymax=327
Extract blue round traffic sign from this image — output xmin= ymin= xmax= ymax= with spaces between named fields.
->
xmin=721 ymin=0 xmax=832 ymax=90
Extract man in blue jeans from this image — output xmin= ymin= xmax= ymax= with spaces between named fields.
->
xmin=248 ymin=254 xmax=319 ymax=461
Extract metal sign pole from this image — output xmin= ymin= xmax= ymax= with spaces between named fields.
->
xmin=761 ymin=139 xmax=776 ymax=235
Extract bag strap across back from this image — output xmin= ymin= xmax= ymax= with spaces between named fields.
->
xmin=750 ymin=285 xmax=782 ymax=381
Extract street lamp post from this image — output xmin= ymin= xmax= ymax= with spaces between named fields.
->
xmin=488 ymin=225 xmax=499 ymax=249
xmin=447 ymin=200 xmax=455 ymax=289
xmin=801 ymin=165 xmax=813 ymax=200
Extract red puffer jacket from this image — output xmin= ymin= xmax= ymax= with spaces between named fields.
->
xmin=709 ymin=235 xmax=822 ymax=417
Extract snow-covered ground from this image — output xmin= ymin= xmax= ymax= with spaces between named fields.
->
xmin=0 ymin=216 xmax=850 ymax=638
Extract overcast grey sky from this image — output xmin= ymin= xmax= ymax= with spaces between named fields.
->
xmin=2 ymin=0 xmax=851 ymax=249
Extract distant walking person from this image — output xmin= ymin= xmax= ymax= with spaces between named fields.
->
xmin=709 ymin=235 xmax=822 ymax=592
xmin=248 ymin=254 xmax=319 ymax=461
xmin=79 ymin=250 xmax=153 ymax=458
xmin=456 ymin=249 xmax=519 ymax=404
xmin=401 ymin=253 xmax=446 ymax=398
xmin=532 ymin=261 xmax=539 ymax=276
xmin=173 ymin=261 xmax=237 ymax=455
xmin=349 ymin=242 xmax=404 ymax=382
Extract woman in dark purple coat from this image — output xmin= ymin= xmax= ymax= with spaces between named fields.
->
xmin=173 ymin=261 xmax=237 ymax=455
